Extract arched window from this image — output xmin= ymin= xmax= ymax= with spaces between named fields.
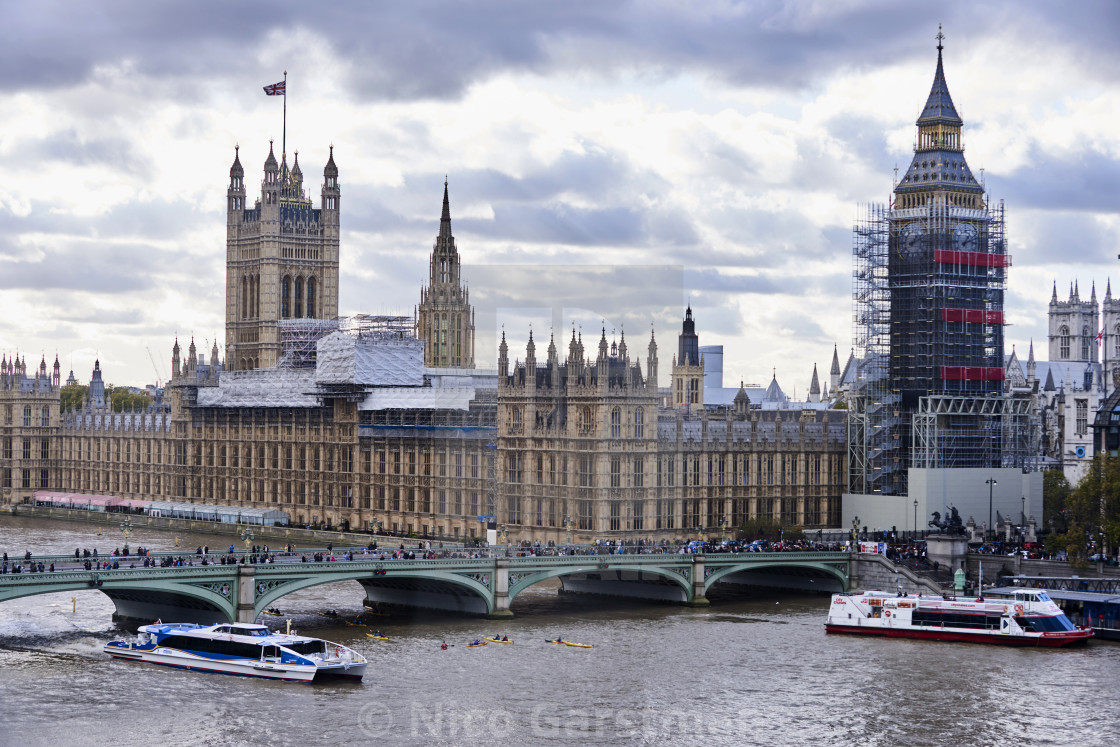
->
xmin=281 ymin=276 xmax=291 ymax=318
xmin=610 ymin=407 xmax=621 ymax=439
xmin=241 ymin=276 xmax=249 ymax=319
xmin=294 ymin=277 xmax=303 ymax=318
xmin=306 ymin=277 xmax=316 ymax=318
xmin=580 ymin=406 xmax=593 ymax=435
xmin=633 ymin=408 xmax=644 ymax=439
xmin=1060 ymin=326 xmax=1070 ymax=359
xmin=1114 ymin=325 xmax=1120 ymax=357
xmin=510 ymin=407 xmax=522 ymax=434
xmin=1082 ymin=325 xmax=1090 ymax=360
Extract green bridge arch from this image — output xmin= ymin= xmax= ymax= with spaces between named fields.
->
xmin=506 ymin=561 xmax=694 ymax=603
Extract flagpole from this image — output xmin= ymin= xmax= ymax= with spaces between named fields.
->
xmin=282 ymin=70 xmax=287 ymax=161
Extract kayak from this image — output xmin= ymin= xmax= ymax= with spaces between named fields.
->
xmin=365 ymin=633 xmax=389 ymax=641
xmin=318 ymin=611 xmax=340 ymax=618
xmin=261 ymin=609 xmax=283 ymax=617
xmin=484 ymin=637 xmax=514 ymax=645
xmin=546 ymin=639 xmax=593 ymax=648
xmin=466 ymin=641 xmax=488 ymax=648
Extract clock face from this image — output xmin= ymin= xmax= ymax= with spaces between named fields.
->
xmin=952 ymin=222 xmax=978 ymax=252
xmin=900 ymin=222 xmax=924 ymax=258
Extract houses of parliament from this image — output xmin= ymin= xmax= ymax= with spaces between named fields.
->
xmin=0 ymin=143 xmax=846 ymax=543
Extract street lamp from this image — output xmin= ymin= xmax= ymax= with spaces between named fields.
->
xmin=851 ymin=515 xmax=860 ymax=551
xmin=913 ymin=499 xmax=918 ymax=538
xmin=119 ymin=517 xmax=133 ymax=555
xmin=719 ymin=515 xmax=729 ymax=543
xmin=563 ymin=514 xmax=573 ymax=546
xmin=986 ymin=478 xmax=998 ymax=542
xmin=240 ymin=526 xmax=254 ymax=551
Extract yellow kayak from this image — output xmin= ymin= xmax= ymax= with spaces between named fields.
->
xmin=365 ymin=633 xmax=389 ymax=641
xmin=484 ymin=637 xmax=514 ymax=645
xmin=547 ymin=639 xmax=592 ymax=648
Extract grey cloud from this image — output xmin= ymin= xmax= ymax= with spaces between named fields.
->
xmin=6 ymin=2 xmax=1116 ymax=101
xmin=994 ymin=146 xmax=1120 ymax=216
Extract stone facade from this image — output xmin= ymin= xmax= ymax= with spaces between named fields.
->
xmin=224 ymin=143 xmax=340 ymax=371
xmin=416 ymin=182 xmax=475 ymax=369
xmin=0 ymin=355 xmax=61 ymax=504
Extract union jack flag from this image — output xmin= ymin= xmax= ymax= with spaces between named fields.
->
xmin=263 ymin=80 xmax=286 ymax=96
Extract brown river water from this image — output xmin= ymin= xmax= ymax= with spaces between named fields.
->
xmin=0 ymin=514 xmax=1116 ymax=746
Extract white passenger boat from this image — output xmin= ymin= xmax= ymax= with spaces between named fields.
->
xmin=104 ymin=622 xmax=367 ymax=682
xmin=825 ymin=590 xmax=1093 ymax=647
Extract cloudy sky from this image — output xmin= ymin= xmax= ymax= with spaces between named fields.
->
xmin=2 ymin=1 xmax=1119 ymax=394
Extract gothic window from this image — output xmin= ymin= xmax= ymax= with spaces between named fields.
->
xmin=1082 ymin=325 xmax=1090 ymax=360
xmin=579 ymin=406 xmax=593 ymax=435
xmin=23 ymin=406 xmax=31 ymax=426
xmin=609 ymin=501 xmax=621 ymax=531
xmin=41 ymin=407 xmax=49 ymax=426
xmin=1076 ymin=399 xmax=1088 ymax=437
xmin=294 ymin=277 xmax=303 ymax=318
xmin=610 ymin=457 xmax=621 ymax=488
xmin=610 ymin=407 xmax=621 ymax=439
xmin=1060 ymin=326 xmax=1070 ymax=359
xmin=281 ymin=276 xmax=291 ymax=318
xmin=688 ymin=378 xmax=699 ymax=404
xmin=306 ymin=277 xmax=316 ymax=318
xmin=633 ymin=408 xmax=644 ymax=438
xmin=510 ymin=406 xmax=522 ymax=434
xmin=1115 ymin=325 xmax=1120 ymax=357
xmin=633 ymin=457 xmax=643 ymax=488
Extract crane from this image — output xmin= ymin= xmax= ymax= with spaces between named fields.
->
xmin=146 ymin=346 xmax=166 ymax=388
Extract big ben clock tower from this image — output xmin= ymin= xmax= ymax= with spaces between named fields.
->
xmin=849 ymin=30 xmax=1017 ymax=497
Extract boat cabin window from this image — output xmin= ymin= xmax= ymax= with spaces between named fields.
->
xmin=231 ymin=626 xmax=270 ymax=637
xmin=213 ymin=626 xmax=231 ymax=634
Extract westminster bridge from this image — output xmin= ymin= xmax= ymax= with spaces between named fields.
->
xmin=0 ymin=549 xmax=855 ymax=622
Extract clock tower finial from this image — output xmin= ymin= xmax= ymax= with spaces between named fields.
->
xmin=936 ymin=24 xmax=944 ymax=52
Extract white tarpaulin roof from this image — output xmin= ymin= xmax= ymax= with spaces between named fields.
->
xmin=360 ymin=387 xmax=479 ymax=411
xmin=315 ymin=331 xmax=424 ymax=387
xmin=196 ymin=369 xmax=319 ymax=408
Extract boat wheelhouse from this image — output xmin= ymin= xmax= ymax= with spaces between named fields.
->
xmin=104 ymin=622 xmax=367 ymax=682
xmin=825 ymin=590 xmax=1092 ymax=647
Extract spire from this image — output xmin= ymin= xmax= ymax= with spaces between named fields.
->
xmin=1107 ymin=279 xmax=1113 ymax=303
xmin=1069 ymin=282 xmax=1075 ymax=303
xmin=1051 ymin=281 xmax=1058 ymax=304
xmin=324 ymin=144 xmax=338 ymax=177
xmin=1074 ymin=280 xmax=1081 ymax=302
xmin=830 ymin=343 xmax=841 ymax=376
xmin=918 ymin=25 xmax=962 ymax=127
xmin=439 ymin=178 xmax=452 ymax=240
xmin=230 ymin=144 xmax=244 ymax=178
xmin=264 ymin=140 xmax=278 ymax=171
xmin=809 ymin=363 xmax=821 ymax=403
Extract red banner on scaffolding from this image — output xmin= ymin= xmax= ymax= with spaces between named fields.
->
xmin=934 ymin=249 xmax=1011 ymax=267
xmin=941 ymin=308 xmax=1004 ymax=324
xmin=940 ymin=366 xmax=1006 ymax=381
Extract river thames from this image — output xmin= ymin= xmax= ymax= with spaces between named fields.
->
xmin=0 ymin=515 xmax=1116 ymax=746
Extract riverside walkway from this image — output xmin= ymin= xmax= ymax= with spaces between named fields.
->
xmin=0 ymin=546 xmax=851 ymax=621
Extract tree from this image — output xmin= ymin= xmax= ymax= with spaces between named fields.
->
xmin=59 ymin=383 xmax=88 ymax=413
xmin=1051 ymin=455 xmax=1120 ymax=563
xmin=1043 ymin=468 xmax=1071 ymax=534
xmin=106 ymin=386 xmax=153 ymax=413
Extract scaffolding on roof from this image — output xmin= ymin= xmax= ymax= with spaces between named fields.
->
xmin=277 ymin=318 xmax=340 ymax=368
xmin=340 ymin=314 xmax=414 ymax=341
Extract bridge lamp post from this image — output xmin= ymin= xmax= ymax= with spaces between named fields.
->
xmin=719 ymin=515 xmax=728 ymax=543
xmin=986 ymin=478 xmax=997 ymax=542
xmin=119 ymin=517 xmax=133 ymax=555
xmin=240 ymin=527 xmax=254 ymax=552
xmin=913 ymin=499 xmax=918 ymax=539
xmin=563 ymin=515 xmax=573 ymax=546
xmin=850 ymin=515 xmax=860 ymax=551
